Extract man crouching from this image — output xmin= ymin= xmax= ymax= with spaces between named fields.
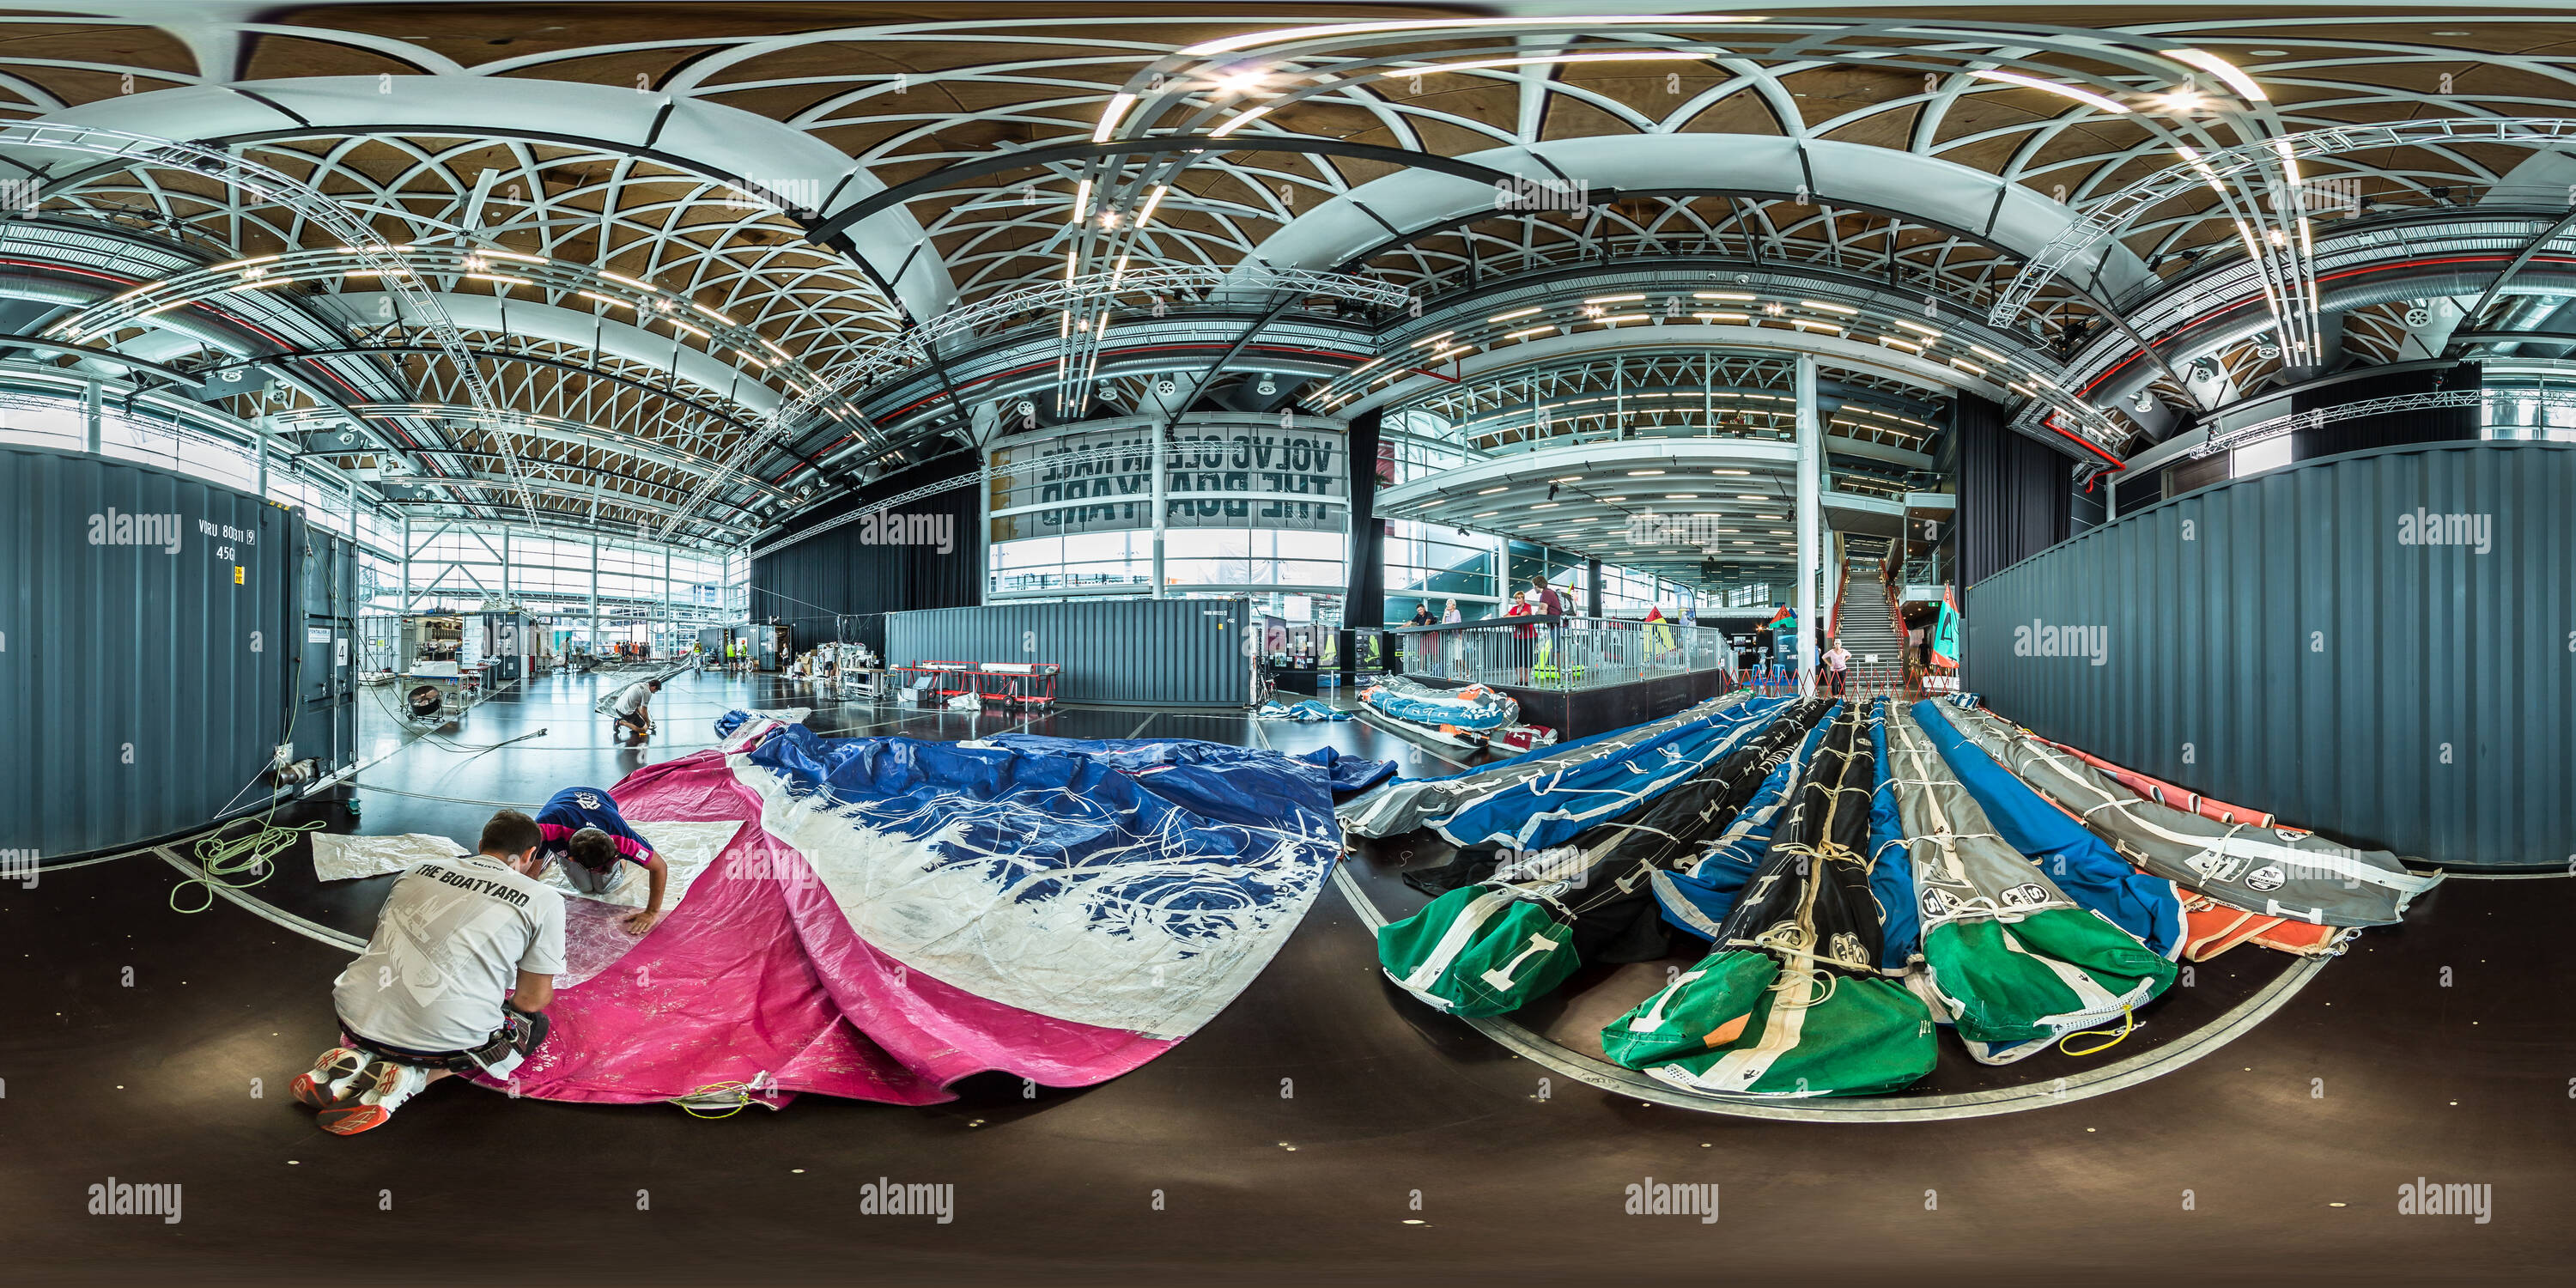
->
xmin=295 ymin=809 xmax=566 ymax=1135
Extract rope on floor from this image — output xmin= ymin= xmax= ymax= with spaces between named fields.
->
xmin=2057 ymin=1006 xmax=2137 ymax=1058
xmin=171 ymin=815 xmax=327 ymax=914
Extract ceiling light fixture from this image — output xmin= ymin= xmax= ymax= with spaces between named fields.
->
xmin=1093 ymin=92 xmax=1137 ymax=143
xmin=1969 ymin=69 xmax=2134 ymax=115
xmin=2168 ymin=48 xmax=2269 ymax=101
xmin=1179 ymin=15 xmax=1764 ymax=59
xmin=1208 ymin=104 xmax=1272 ymax=137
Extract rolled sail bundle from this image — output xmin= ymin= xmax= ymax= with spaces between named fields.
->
xmin=1657 ymin=701 xmax=1918 ymax=973
xmin=1651 ymin=708 xmax=1835 ymax=942
xmin=1928 ymin=701 xmax=2439 ymax=927
xmin=1340 ymin=694 xmax=1754 ymax=848
xmin=1376 ymin=699 xmax=1829 ymax=1017
xmin=1602 ymin=702 xmax=1938 ymax=1098
xmin=2027 ymin=734 xmax=2273 ymax=827
xmin=1905 ymin=700 xmax=2187 ymax=959
xmin=1358 ymin=676 xmax=1519 ymax=732
xmin=1884 ymin=705 xmax=2175 ymax=1064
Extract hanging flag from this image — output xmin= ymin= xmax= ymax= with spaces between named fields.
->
xmin=1929 ymin=588 xmax=1961 ymax=669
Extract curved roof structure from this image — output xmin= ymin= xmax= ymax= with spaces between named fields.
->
xmin=0 ymin=4 xmax=2564 ymax=540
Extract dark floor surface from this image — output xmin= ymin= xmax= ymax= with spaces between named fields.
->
xmin=2 ymin=668 xmax=2567 ymax=1285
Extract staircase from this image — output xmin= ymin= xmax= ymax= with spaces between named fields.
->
xmin=1831 ymin=556 xmax=1905 ymax=696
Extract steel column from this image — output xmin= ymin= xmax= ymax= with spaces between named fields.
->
xmin=1795 ymin=354 xmax=1822 ymax=694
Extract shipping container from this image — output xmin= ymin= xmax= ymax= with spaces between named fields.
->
xmin=1965 ymin=440 xmax=2575 ymax=870
xmin=1 ymin=444 xmax=355 ymax=859
xmin=887 ymin=598 xmax=1254 ymax=707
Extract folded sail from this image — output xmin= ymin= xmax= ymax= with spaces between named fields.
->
xmin=1339 ymin=695 xmax=1762 ymax=849
xmin=1376 ymin=700 xmax=1826 ymax=1018
xmin=1886 ymin=704 xmax=2175 ymax=1064
xmin=1927 ymin=700 xmax=2439 ymax=927
xmin=1906 ymin=699 xmax=2187 ymax=957
xmin=1603 ymin=702 xmax=1937 ymax=1097
xmin=1651 ymin=711 xmax=1834 ymax=941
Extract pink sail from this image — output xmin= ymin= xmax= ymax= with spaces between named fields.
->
xmin=482 ymin=746 xmax=1172 ymax=1108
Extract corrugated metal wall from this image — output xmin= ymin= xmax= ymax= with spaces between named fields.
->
xmin=2 ymin=445 xmax=353 ymax=858
xmin=750 ymin=452 xmax=981 ymax=627
xmin=1965 ymin=440 xmax=2575 ymax=869
xmin=888 ymin=598 xmax=1254 ymax=707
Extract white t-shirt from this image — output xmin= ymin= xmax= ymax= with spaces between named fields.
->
xmin=333 ymin=854 xmax=567 ymax=1052
xmin=612 ymin=681 xmax=653 ymax=716
xmin=1824 ymin=647 xmax=1852 ymax=672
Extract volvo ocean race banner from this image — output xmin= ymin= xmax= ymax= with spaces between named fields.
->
xmin=989 ymin=422 xmax=1348 ymax=541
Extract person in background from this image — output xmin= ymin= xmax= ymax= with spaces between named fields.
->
xmin=1821 ymin=635 xmax=1852 ymax=698
xmin=1505 ymin=589 xmax=1540 ymax=682
xmin=1529 ymin=574 xmax=1566 ymax=619
xmin=611 ymin=676 xmax=659 ymax=740
xmin=298 ymin=810 xmax=562 ymax=1135
xmin=1441 ymin=598 xmax=1462 ymax=623
xmin=1407 ymin=601 xmax=1436 ymax=627
xmin=536 ymin=785 xmax=668 ymax=936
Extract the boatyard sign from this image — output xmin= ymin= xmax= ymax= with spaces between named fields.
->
xmin=990 ymin=423 xmax=1348 ymax=539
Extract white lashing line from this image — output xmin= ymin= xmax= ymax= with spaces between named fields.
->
xmin=2 ymin=122 xmax=544 ymax=528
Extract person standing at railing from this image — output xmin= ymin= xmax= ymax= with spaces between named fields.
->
xmin=1528 ymin=573 xmax=1566 ymax=619
xmin=1400 ymin=601 xmax=1435 ymax=677
xmin=1505 ymin=591 xmax=1539 ymax=683
xmin=1440 ymin=598 xmax=1464 ymax=678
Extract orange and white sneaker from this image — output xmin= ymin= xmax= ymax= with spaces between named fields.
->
xmin=291 ymin=1048 xmax=369 ymax=1109
xmin=317 ymin=1060 xmax=434 ymax=1135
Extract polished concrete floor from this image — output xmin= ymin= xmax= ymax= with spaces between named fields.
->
xmin=2 ymin=667 xmax=2568 ymax=1284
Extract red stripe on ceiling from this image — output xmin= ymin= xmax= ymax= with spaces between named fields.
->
xmin=2071 ymin=252 xmax=2576 ymax=453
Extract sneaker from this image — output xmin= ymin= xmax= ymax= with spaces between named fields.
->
xmin=317 ymin=1060 xmax=434 ymax=1135
xmin=290 ymin=1048 xmax=369 ymax=1109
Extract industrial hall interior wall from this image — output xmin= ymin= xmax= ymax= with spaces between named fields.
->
xmin=3 ymin=445 xmax=357 ymax=859
xmin=1953 ymin=392 xmax=2075 ymax=592
xmin=1960 ymin=439 xmax=2573 ymax=869
xmin=747 ymin=448 xmax=983 ymax=649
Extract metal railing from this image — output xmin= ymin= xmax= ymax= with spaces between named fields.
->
xmin=1391 ymin=615 xmax=1731 ymax=692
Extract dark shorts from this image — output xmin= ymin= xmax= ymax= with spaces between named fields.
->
xmin=342 ymin=1006 xmax=550 ymax=1078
